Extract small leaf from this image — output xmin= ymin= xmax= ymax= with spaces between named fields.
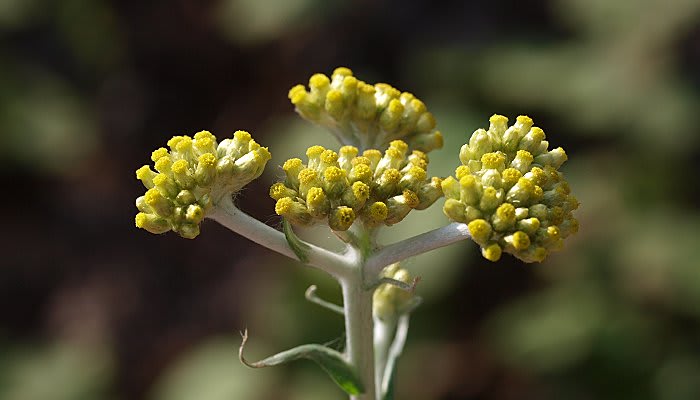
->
xmin=283 ymin=218 xmax=310 ymax=263
xmin=381 ymin=314 xmax=411 ymax=399
xmin=239 ymin=330 xmax=364 ymax=395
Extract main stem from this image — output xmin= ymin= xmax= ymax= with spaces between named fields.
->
xmin=341 ymin=273 xmax=376 ymax=400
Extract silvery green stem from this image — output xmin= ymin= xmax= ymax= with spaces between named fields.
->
xmin=366 ymin=222 xmax=471 ymax=276
xmin=209 ymin=196 xmax=351 ymax=277
xmin=373 ymin=316 xmax=397 ymax=395
xmin=340 ymin=270 xmax=376 ymax=400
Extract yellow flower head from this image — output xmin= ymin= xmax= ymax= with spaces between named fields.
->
xmin=135 ymin=130 xmax=271 ymax=239
xmin=443 ymin=115 xmax=579 ymax=263
xmin=290 ymin=67 xmax=443 ymax=153
xmin=271 ymin=141 xmax=442 ymax=231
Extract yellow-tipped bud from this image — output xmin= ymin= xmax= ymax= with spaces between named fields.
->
xmin=269 ymin=182 xmax=297 ymax=200
xmin=482 ymin=242 xmax=502 ymax=262
xmin=306 ymin=187 xmax=330 ymax=217
xmin=135 ymin=212 xmax=171 ymax=234
xmin=467 ymin=219 xmax=492 ymax=246
xmin=329 ymin=206 xmax=356 ymax=231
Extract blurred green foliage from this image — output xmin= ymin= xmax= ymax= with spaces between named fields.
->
xmin=1 ymin=0 xmax=699 ymax=399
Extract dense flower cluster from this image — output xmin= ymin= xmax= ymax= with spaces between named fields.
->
xmin=271 ymin=140 xmax=442 ymax=231
xmin=289 ymin=67 xmax=443 ymax=153
xmin=373 ymin=264 xmax=415 ymax=321
xmin=135 ymin=130 xmax=271 ymax=238
xmin=442 ymin=115 xmax=579 ymax=262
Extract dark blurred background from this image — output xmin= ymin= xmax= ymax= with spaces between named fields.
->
xmin=1 ymin=0 xmax=700 ymax=399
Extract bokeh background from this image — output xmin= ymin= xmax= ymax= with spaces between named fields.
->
xmin=2 ymin=0 xmax=700 ymax=399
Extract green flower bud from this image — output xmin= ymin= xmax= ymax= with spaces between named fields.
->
xmin=443 ymin=198 xmax=466 ymax=222
xmin=275 ymin=197 xmax=312 ymax=225
xmin=175 ymin=189 xmax=196 ymax=206
xmin=482 ymin=242 xmax=502 ymax=262
xmin=329 ymin=206 xmax=356 ymax=231
xmin=440 ymin=176 xmax=460 ymax=200
xmin=152 ymin=173 xmax=178 ymax=198
xmin=283 ymin=158 xmax=304 ymax=188
xmin=144 ymin=188 xmax=173 ymax=217
xmin=492 ymin=203 xmax=516 ymax=231
xmin=322 ymin=166 xmax=348 ymax=197
xmin=415 ymin=177 xmax=443 ymax=210
xmin=349 ymin=163 xmax=372 ymax=183
xmin=269 ymin=182 xmax=297 ymax=201
xmin=364 ymin=201 xmax=388 ymax=225
xmin=135 ymin=212 xmax=171 ymax=234
xmin=338 ymin=145 xmax=359 ymax=169
xmin=459 ymin=175 xmax=481 ymax=206
xmin=134 ymin=130 xmax=270 ymax=238
xmin=467 ymin=219 xmax=493 ymax=246
xmin=136 ymin=165 xmax=157 ymax=189
xmin=342 ymin=181 xmax=370 ymax=210
xmin=306 ymin=187 xmax=330 ymax=218
xmin=385 ymin=190 xmax=419 ymax=225
xmin=479 ymin=187 xmax=502 ymax=212
xmin=373 ymin=263 xmax=415 ymax=320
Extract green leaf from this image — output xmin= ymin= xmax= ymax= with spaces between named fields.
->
xmin=239 ymin=330 xmax=364 ymax=395
xmin=381 ymin=314 xmax=411 ymax=400
xmin=283 ymin=218 xmax=310 ymax=263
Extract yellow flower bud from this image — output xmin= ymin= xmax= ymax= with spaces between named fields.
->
xmin=482 ymin=242 xmax=502 ymax=262
xmin=275 ymin=197 xmax=311 ymax=225
xmin=269 ymin=182 xmax=297 ymax=201
xmin=135 ymin=212 xmax=171 ymax=234
xmin=467 ymin=219 xmax=492 ymax=245
xmin=306 ymin=187 xmax=330 ymax=218
xmin=329 ymin=206 xmax=356 ymax=231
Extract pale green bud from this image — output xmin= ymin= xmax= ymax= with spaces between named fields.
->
xmin=175 ymin=190 xmax=196 ymax=206
xmin=385 ymin=190 xmax=419 ymax=225
xmin=517 ymin=217 xmax=540 ymax=235
xmin=481 ymin=242 xmax=502 ymax=262
xmin=363 ymin=201 xmax=388 ymax=225
xmin=329 ymin=206 xmax=356 ymax=231
xmin=135 ymin=212 xmax=171 ymax=234
xmin=492 ymin=203 xmax=516 ymax=231
xmin=269 ymin=182 xmax=297 ymax=201
xmin=415 ymin=177 xmax=443 ymax=210
xmin=275 ymin=197 xmax=312 ymax=225
xmin=283 ymin=158 xmax=304 ymax=188
xmin=479 ymin=187 xmax=502 ymax=212
xmin=136 ymin=165 xmax=157 ymax=189
xmin=459 ymin=175 xmax=481 ymax=206
xmin=443 ymin=198 xmax=466 ymax=222
xmin=306 ymin=187 xmax=330 ymax=218
xmin=342 ymin=181 xmax=370 ymax=210
xmin=152 ymin=173 xmax=178 ymax=198
xmin=440 ymin=176 xmax=460 ymax=199
xmin=467 ymin=219 xmax=492 ymax=246
xmin=322 ymin=166 xmax=348 ymax=197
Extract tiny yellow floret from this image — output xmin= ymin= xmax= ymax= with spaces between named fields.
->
xmin=467 ymin=219 xmax=492 ymax=244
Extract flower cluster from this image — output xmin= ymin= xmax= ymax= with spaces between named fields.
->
xmin=442 ymin=115 xmax=579 ymax=263
xmin=271 ymin=140 xmax=442 ymax=231
xmin=135 ymin=130 xmax=271 ymax=238
xmin=289 ymin=67 xmax=443 ymax=153
xmin=373 ymin=264 xmax=415 ymax=321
